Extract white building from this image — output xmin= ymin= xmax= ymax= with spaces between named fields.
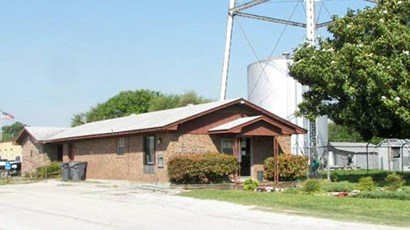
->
xmin=377 ymin=139 xmax=410 ymax=172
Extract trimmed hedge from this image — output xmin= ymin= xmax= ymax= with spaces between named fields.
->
xmin=322 ymin=181 xmax=355 ymax=192
xmin=167 ymin=153 xmax=239 ymax=184
xmin=320 ymin=170 xmax=410 ymax=185
xmin=264 ymin=154 xmax=308 ymax=181
xmin=352 ymin=190 xmax=410 ymax=201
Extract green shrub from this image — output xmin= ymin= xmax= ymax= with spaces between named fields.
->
xmin=303 ymin=179 xmax=321 ymax=194
xmin=322 ymin=181 xmax=355 ymax=192
xmin=167 ymin=153 xmax=239 ymax=184
xmin=264 ymin=154 xmax=308 ymax=181
xmin=356 ymin=176 xmax=376 ymax=192
xmin=243 ymin=178 xmax=259 ymax=191
xmin=385 ymin=173 xmax=406 ymax=191
xmin=35 ymin=162 xmax=61 ymax=179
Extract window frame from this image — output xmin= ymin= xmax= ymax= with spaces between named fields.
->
xmin=117 ymin=137 xmax=128 ymax=155
xmin=391 ymin=147 xmax=400 ymax=158
xmin=144 ymin=136 xmax=156 ymax=165
xmin=220 ymin=139 xmax=235 ymax=155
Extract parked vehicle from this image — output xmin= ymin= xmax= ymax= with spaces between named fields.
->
xmin=0 ymin=160 xmax=21 ymax=176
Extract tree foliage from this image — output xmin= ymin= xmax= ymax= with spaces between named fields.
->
xmin=1 ymin=122 xmax=25 ymax=141
xmin=148 ymin=91 xmax=211 ymax=111
xmin=71 ymin=89 xmax=212 ymax=127
xmin=328 ymin=123 xmax=383 ymax=144
xmin=289 ymin=0 xmax=410 ymax=140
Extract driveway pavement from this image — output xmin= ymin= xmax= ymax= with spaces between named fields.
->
xmin=0 ymin=180 xmax=405 ymax=230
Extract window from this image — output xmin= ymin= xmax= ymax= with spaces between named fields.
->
xmin=144 ymin=136 xmax=155 ymax=165
xmin=391 ymin=147 xmax=400 ymax=158
xmin=221 ymin=139 xmax=234 ymax=155
xmin=117 ymin=138 xmax=127 ymax=155
xmin=158 ymin=154 xmax=164 ymax=168
xmin=68 ymin=143 xmax=75 ymax=161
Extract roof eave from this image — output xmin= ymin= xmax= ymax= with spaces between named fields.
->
xmin=44 ymin=126 xmax=173 ymax=144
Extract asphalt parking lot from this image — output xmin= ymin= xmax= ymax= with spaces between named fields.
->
xmin=0 ymin=180 xmax=405 ymax=230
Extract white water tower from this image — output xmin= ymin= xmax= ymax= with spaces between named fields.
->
xmin=219 ymin=0 xmax=376 ymax=157
xmin=247 ymin=55 xmax=305 ymax=154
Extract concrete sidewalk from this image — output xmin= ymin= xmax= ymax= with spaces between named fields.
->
xmin=0 ymin=180 xmax=405 ymax=230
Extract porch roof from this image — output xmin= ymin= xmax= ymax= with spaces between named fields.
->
xmin=208 ymin=115 xmax=295 ymax=136
xmin=209 ymin=116 xmax=262 ymax=131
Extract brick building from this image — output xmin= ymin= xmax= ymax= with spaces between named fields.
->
xmin=15 ymin=98 xmax=305 ymax=184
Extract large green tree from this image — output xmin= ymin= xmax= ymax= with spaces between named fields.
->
xmin=289 ymin=0 xmax=410 ymax=141
xmin=148 ymin=91 xmax=211 ymax=111
xmin=71 ymin=89 xmax=212 ymax=127
xmin=1 ymin=122 xmax=25 ymax=141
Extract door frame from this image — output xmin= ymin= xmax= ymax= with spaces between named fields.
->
xmin=240 ymin=137 xmax=252 ymax=177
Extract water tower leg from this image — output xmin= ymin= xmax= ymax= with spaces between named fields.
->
xmin=220 ymin=0 xmax=236 ymax=101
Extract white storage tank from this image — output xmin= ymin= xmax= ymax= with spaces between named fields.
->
xmin=247 ymin=56 xmax=305 ymax=155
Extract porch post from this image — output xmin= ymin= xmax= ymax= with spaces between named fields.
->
xmin=274 ymin=136 xmax=279 ymax=184
xmin=234 ymin=137 xmax=241 ymax=185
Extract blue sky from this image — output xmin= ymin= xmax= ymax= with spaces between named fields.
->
xmin=0 ymin=0 xmax=374 ymax=127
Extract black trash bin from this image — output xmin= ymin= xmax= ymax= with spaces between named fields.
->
xmin=61 ymin=163 xmax=71 ymax=181
xmin=70 ymin=162 xmax=87 ymax=181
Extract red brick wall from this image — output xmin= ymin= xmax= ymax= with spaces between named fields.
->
xmin=62 ymin=133 xmax=224 ymax=184
xmin=21 ymin=136 xmax=53 ymax=176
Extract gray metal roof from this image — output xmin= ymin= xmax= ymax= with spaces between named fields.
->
xmin=47 ymin=98 xmax=239 ymax=141
xmin=377 ymin=139 xmax=410 ymax=147
xmin=209 ymin=116 xmax=262 ymax=132
xmin=25 ymin=127 xmax=67 ymax=141
xmin=329 ymin=142 xmax=377 ymax=153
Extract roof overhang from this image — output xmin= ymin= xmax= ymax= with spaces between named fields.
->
xmin=43 ymin=126 xmax=177 ymax=144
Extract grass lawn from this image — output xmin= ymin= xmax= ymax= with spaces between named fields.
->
xmin=180 ymin=189 xmax=410 ymax=227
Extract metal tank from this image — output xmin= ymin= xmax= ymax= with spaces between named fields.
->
xmin=247 ymin=56 xmax=305 ymax=155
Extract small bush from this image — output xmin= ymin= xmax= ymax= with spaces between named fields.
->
xmin=385 ymin=173 xmax=406 ymax=191
xmin=243 ymin=178 xmax=259 ymax=191
xmin=322 ymin=181 xmax=355 ymax=192
xmin=167 ymin=153 xmax=239 ymax=184
xmin=356 ymin=176 xmax=376 ymax=192
xmin=303 ymin=179 xmax=321 ymax=194
xmin=35 ymin=162 xmax=61 ymax=179
xmin=264 ymin=154 xmax=308 ymax=181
